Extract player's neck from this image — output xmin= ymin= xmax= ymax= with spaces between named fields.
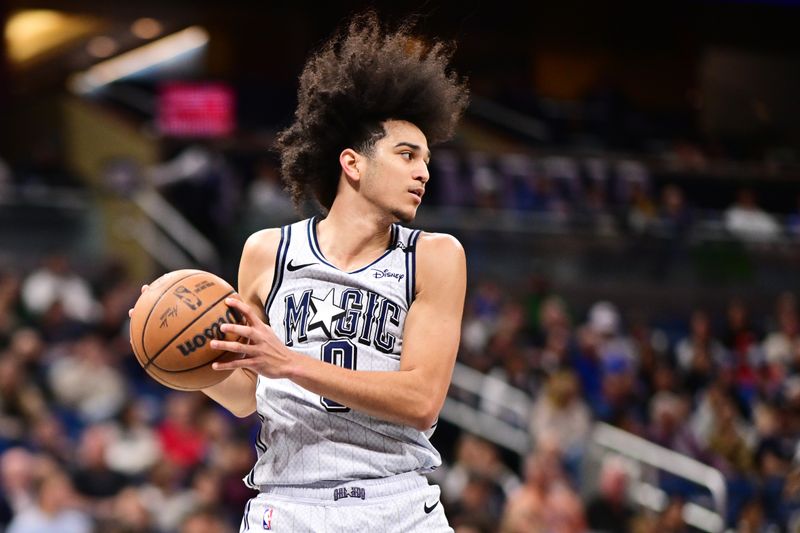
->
xmin=316 ymin=201 xmax=394 ymax=271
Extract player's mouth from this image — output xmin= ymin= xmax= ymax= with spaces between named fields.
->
xmin=409 ymin=188 xmax=424 ymax=203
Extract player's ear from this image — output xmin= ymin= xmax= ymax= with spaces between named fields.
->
xmin=339 ymin=148 xmax=362 ymax=182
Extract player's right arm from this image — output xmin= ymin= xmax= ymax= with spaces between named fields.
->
xmin=200 ymin=227 xmax=282 ymax=417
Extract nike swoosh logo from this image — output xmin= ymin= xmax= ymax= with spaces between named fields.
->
xmin=423 ymin=500 xmax=439 ymax=514
xmin=287 ymin=260 xmax=317 ymax=272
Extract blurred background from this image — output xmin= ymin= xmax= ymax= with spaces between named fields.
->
xmin=1 ymin=0 xmax=800 ymax=531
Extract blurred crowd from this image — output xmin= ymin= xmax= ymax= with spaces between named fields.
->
xmin=0 ymin=255 xmax=255 ymax=533
xmin=441 ymin=275 xmax=800 ymax=532
xmin=5 ymin=138 xmax=800 ymax=258
xmin=0 ymin=246 xmax=799 ymax=532
xmin=1 ymin=101 xmax=800 ymax=533
xmin=427 ymin=149 xmax=800 ymax=246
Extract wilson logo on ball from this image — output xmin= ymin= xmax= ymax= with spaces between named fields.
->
xmin=177 ymin=307 xmax=240 ymax=356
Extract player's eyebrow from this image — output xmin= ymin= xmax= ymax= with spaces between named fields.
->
xmin=394 ymin=142 xmax=431 ymax=162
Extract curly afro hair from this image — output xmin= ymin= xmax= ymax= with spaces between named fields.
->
xmin=276 ymin=11 xmax=469 ymax=211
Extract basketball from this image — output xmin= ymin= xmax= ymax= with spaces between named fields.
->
xmin=129 ymin=269 xmax=246 ymax=391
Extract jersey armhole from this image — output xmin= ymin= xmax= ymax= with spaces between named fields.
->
xmin=264 ymin=224 xmax=292 ymax=317
xmin=405 ymin=229 xmax=422 ymax=307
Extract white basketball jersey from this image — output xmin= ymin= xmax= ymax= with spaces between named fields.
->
xmin=245 ymin=217 xmax=441 ymax=488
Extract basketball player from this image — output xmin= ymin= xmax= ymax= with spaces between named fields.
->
xmin=158 ymin=12 xmax=467 ymax=532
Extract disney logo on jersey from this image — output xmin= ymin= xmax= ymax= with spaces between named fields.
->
xmin=283 ymin=287 xmax=401 ymax=353
xmin=370 ymin=268 xmax=404 ymax=282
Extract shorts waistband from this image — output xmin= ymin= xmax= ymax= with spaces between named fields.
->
xmin=258 ymin=472 xmax=427 ymax=502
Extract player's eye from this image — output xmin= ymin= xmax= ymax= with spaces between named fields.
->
xmin=400 ymin=151 xmax=413 ymax=161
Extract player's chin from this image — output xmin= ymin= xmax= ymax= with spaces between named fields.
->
xmin=392 ymin=206 xmax=418 ymax=225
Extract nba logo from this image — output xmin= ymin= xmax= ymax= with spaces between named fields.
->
xmin=262 ymin=507 xmax=273 ymax=530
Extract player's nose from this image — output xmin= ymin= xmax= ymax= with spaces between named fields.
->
xmin=414 ymin=162 xmax=429 ymax=184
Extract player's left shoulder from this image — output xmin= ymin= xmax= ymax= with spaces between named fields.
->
xmin=416 ymin=231 xmax=465 ymax=260
xmin=415 ymin=231 xmax=466 ymax=280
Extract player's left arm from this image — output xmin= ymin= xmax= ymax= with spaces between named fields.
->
xmin=390 ymin=232 xmax=466 ymax=427
xmin=210 ymin=232 xmax=466 ymax=430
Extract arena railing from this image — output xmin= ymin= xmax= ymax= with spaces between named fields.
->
xmin=444 ymin=361 xmax=729 ymax=533
xmin=442 ymin=362 xmax=532 ymax=455
xmin=129 ymin=187 xmax=220 ymax=272
xmin=588 ymin=422 xmax=727 ymax=533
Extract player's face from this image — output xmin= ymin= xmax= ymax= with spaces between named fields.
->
xmin=361 ymin=120 xmax=430 ymax=224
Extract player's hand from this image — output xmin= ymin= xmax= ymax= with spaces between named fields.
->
xmin=127 ymin=284 xmax=150 ymax=318
xmin=128 ymin=284 xmax=150 ymax=351
xmin=209 ymin=297 xmax=296 ymax=379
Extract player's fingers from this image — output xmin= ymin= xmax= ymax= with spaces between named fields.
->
xmin=140 ymin=284 xmax=150 ymax=294
xmin=211 ymin=358 xmax=257 ymax=371
xmin=225 ymin=297 xmax=258 ymax=324
xmin=209 ymin=339 xmax=254 ymax=354
xmin=220 ymin=323 xmax=252 ymax=338
xmin=128 ymin=308 xmax=134 ymax=317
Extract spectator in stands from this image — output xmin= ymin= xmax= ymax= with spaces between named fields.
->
xmin=440 ymin=433 xmax=520 ymax=527
xmin=97 ymin=487 xmax=153 ymax=533
xmin=70 ymin=424 xmax=129 ymax=501
xmin=139 ymin=459 xmax=197 ymax=533
xmin=675 ymin=309 xmax=729 ymax=395
xmin=627 ymin=320 xmax=659 ymax=396
xmin=0 ymin=354 xmax=48 ymax=444
xmin=483 ymin=302 xmax=538 ymax=399
xmin=735 ymin=498 xmax=767 ymax=533
xmin=722 ymin=298 xmax=763 ymax=405
xmin=762 ymin=303 xmax=800 ymax=385
xmin=538 ymin=321 xmax=575 ymax=375
xmin=104 ymin=399 xmax=162 ymax=480
xmin=502 ymin=446 xmax=586 ymax=533
xmin=498 ymin=484 xmax=545 ymax=533
xmin=459 ymin=281 xmax=505 ymax=373
xmin=157 ymin=393 xmax=208 ymax=471
xmin=180 ymin=506 xmax=234 ymax=533
xmin=599 ymin=355 xmax=642 ymax=429
xmin=652 ymin=497 xmax=689 ymax=533
xmin=47 ymin=332 xmax=127 ymax=423
xmin=496 ymin=153 xmax=529 ymax=211
xmin=781 ymin=468 xmax=800 ymax=531
xmin=6 ymin=469 xmax=92 ymax=533
xmin=212 ymin=435 xmax=258 ymax=524
xmin=585 ymin=455 xmax=635 ymax=533
xmin=20 ymin=254 xmax=101 ymax=326
xmin=6 ymin=327 xmax=49 ymax=398
xmin=0 ymin=448 xmax=37 ymax=522
xmin=469 ymin=152 xmax=502 ymax=210
xmin=542 ymin=155 xmax=581 ymax=210
xmin=529 ymin=370 xmax=591 ymax=476
xmin=698 ymin=384 xmax=756 ymax=478
xmin=428 ymin=148 xmax=473 ymax=208
xmin=572 ymin=322 xmax=606 ymax=410
xmin=650 ymin=184 xmax=694 ymax=279
xmin=523 ymin=275 xmax=557 ymax=339
xmin=647 ymin=392 xmax=686 ymax=448
xmin=27 ymin=412 xmax=73 ymax=465
xmin=753 ymin=403 xmax=793 ymax=528
xmin=0 ymin=271 xmax=22 ymax=342
xmin=657 ymin=184 xmax=692 ymax=237
xmin=724 ymin=187 xmax=782 ymax=243
xmin=620 ymin=179 xmax=657 ymax=237
xmin=587 ymin=301 xmax=637 ymax=369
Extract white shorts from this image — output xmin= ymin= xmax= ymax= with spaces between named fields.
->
xmin=239 ymin=472 xmax=453 ymax=533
